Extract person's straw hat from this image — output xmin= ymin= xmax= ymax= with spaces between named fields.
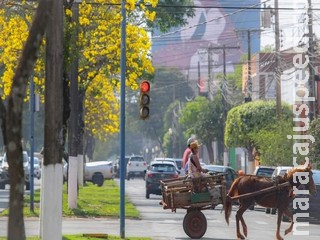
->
xmin=187 ymin=137 xmax=195 ymax=146
xmin=190 ymin=140 xmax=201 ymax=149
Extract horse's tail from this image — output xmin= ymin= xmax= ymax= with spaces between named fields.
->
xmin=224 ymin=177 xmax=240 ymax=225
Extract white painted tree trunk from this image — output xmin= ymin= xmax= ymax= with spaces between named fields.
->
xmin=68 ymin=156 xmax=78 ymax=209
xmin=40 ymin=164 xmax=63 ymax=240
xmin=78 ymin=154 xmax=84 ymax=186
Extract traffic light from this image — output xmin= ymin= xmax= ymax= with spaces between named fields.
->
xmin=139 ymin=80 xmax=150 ymax=119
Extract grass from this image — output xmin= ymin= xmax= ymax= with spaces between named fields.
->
xmin=0 ymin=234 xmax=150 ymax=240
xmin=0 ymin=180 xmax=150 ymax=239
xmin=1 ymin=180 xmax=140 ymax=218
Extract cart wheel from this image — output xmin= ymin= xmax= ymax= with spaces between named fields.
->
xmin=183 ymin=210 xmax=207 ymax=239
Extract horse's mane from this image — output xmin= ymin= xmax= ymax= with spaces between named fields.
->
xmin=285 ymin=165 xmax=311 ymax=180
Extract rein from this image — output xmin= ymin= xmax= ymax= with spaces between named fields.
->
xmin=229 ymin=182 xmax=290 ymax=201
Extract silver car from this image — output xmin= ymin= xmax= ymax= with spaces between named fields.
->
xmin=2 ymin=151 xmax=30 ymax=190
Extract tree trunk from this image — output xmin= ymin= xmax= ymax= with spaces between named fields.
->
xmin=205 ymin=141 xmax=214 ymax=164
xmin=67 ymin=1 xmax=80 ymax=207
xmin=40 ymin=0 xmax=64 ymax=239
xmin=5 ymin=1 xmax=52 ymax=239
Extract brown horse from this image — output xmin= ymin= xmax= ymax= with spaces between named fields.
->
xmin=224 ymin=165 xmax=317 ymax=240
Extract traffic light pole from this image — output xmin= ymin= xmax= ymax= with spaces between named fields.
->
xmin=120 ymin=1 xmax=126 ymax=238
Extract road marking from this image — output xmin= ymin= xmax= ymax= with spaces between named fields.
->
xmin=255 ymin=220 xmax=268 ymax=225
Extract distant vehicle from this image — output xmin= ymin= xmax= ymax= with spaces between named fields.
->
xmin=250 ymin=165 xmax=275 ymax=210
xmin=253 ymin=166 xmax=275 ymax=177
xmin=84 ymin=161 xmax=114 ymax=186
xmin=1 ymin=151 xmax=30 ymax=190
xmin=173 ymin=158 xmax=182 ymax=173
xmin=272 ymin=166 xmax=293 ymax=178
xmin=284 ymin=169 xmax=320 ymax=223
xmin=154 ymin=157 xmax=180 ymax=174
xmin=265 ymin=166 xmax=293 ymax=214
xmin=0 ymin=167 xmax=8 ymax=189
xmin=63 ymin=160 xmax=113 ymax=186
xmin=203 ymin=165 xmax=238 ymax=191
xmin=114 ymin=156 xmax=130 ymax=178
xmin=30 ymin=156 xmax=42 ymax=179
xmin=126 ymin=155 xmax=147 ymax=180
xmin=145 ymin=161 xmax=179 ymax=199
xmin=63 ymin=160 xmax=68 ymax=183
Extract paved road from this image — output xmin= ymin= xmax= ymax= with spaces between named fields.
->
xmin=0 ymin=178 xmax=319 ymax=239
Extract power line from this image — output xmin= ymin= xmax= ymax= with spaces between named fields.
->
xmin=153 ymin=0 xmax=271 ymax=39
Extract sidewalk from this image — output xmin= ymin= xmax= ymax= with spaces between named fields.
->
xmin=0 ymin=217 xmax=177 ymax=240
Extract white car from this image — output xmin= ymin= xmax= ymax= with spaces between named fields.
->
xmin=272 ymin=166 xmax=293 ymax=178
xmin=126 ymin=155 xmax=147 ymax=180
xmin=32 ymin=157 xmax=42 ymax=179
xmin=2 ymin=151 xmax=30 ymax=190
xmin=84 ymin=161 xmax=114 ymax=186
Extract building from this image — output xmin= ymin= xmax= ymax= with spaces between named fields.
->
xmin=152 ymin=0 xmax=262 ymax=168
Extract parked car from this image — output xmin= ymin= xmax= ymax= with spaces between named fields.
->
xmin=84 ymin=161 xmax=114 ymax=186
xmin=145 ymin=161 xmax=179 ymax=199
xmin=249 ymin=165 xmax=275 ymax=210
xmin=63 ymin=160 xmax=68 ymax=183
xmin=265 ymin=166 xmax=293 ymax=214
xmin=272 ymin=166 xmax=293 ymax=178
xmin=1 ymin=151 xmax=30 ymax=190
xmin=0 ymin=167 xmax=8 ymax=189
xmin=202 ymin=165 xmax=238 ymax=191
xmin=253 ymin=166 xmax=275 ymax=177
xmin=173 ymin=158 xmax=183 ymax=173
xmin=30 ymin=156 xmax=42 ymax=179
xmin=126 ymin=155 xmax=147 ymax=180
xmin=284 ymin=169 xmax=320 ymax=223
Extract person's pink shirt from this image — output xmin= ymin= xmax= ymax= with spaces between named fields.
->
xmin=182 ymin=148 xmax=192 ymax=169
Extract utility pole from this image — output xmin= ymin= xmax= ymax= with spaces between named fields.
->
xmin=308 ymin=0 xmax=316 ymax=119
xmin=208 ymin=43 xmax=213 ymax=100
xmin=203 ymin=45 xmax=240 ymax=101
xmin=247 ymin=30 xmax=252 ymax=101
xmin=120 ymin=0 xmax=127 ymax=238
xmin=203 ymin=44 xmax=239 ymax=165
xmin=235 ymin=29 xmax=261 ymax=101
xmin=275 ymin=0 xmax=282 ymax=119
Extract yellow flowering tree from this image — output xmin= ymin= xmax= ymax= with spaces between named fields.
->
xmin=75 ymin=0 xmax=156 ymax=140
xmin=0 ymin=0 xmax=157 ymax=143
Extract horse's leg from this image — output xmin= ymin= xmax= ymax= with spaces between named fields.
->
xmin=283 ymin=207 xmax=294 ymax=235
xmin=238 ymin=204 xmax=250 ymax=238
xmin=276 ymin=208 xmax=284 ymax=240
xmin=236 ymin=204 xmax=247 ymax=239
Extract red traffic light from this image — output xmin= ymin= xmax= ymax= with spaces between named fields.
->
xmin=140 ymin=80 xmax=150 ymax=93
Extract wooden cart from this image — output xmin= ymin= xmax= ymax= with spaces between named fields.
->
xmin=160 ymin=173 xmax=226 ymax=239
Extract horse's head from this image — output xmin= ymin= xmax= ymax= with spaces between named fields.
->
xmin=286 ymin=165 xmax=317 ymax=196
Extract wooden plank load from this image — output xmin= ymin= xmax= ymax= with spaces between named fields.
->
xmin=160 ymin=173 xmax=226 ymax=212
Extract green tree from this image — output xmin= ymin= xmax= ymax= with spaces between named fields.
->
xmin=162 ymin=100 xmax=185 ymax=157
xmin=179 ymin=95 xmax=225 ymax=163
xmin=249 ymin=119 xmax=295 ymax=166
xmin=225 ymin=100 xmax=293 ymax=162
xmin=308 ymin=118 xmax=320 ymax=169
xmin=144 ymin=0 xmax=195 ymax=32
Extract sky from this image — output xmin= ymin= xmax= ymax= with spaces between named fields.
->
xmin=261 ymin=0 xmax=320 ymax=51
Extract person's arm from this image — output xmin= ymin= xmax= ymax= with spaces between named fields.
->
xmin=194 ymin=154 xmax=208 ymax=173
xmin=193 ymin=155 xmax=202 ymax=170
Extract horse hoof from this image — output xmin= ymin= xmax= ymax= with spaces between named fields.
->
xmin=237 ymin=235 xmax=245 ymax=240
